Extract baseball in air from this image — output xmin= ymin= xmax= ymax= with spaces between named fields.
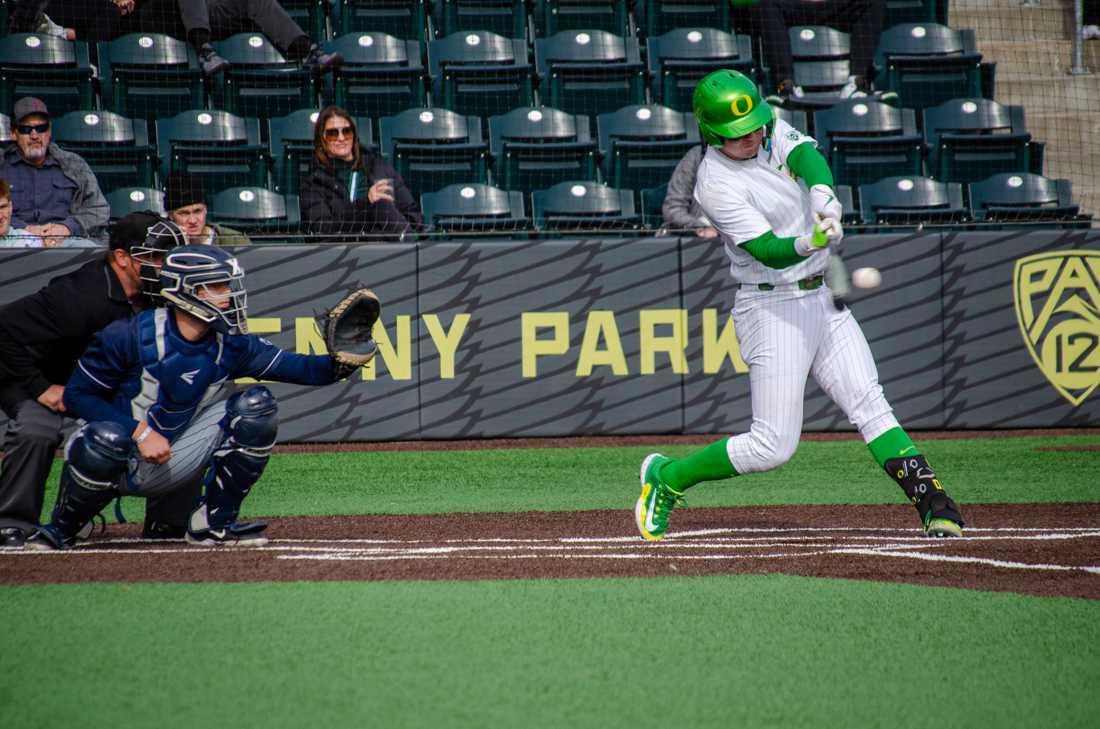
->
xmin=852 ymin=267 xmax=882 ymax=289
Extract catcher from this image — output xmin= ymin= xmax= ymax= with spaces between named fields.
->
xmin=26 ymin=245 xmax=379 ymax=549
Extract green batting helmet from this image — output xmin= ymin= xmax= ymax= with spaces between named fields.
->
xmin=693 ymin=69 xmax=773 ymax=146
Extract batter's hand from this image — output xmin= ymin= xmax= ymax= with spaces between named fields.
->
xmin=810 ymin=184 xmax=843 ymax=223
xmin=817 ymin=215 xmax=844 ymax=246
xmin=794 ymin=218 xmax=843 ymax=256
xmin=36 ymin=384 xmax=66 ymax=413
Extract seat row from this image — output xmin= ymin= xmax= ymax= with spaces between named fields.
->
xmin=0 ymin=17 xmax=990 ymax=124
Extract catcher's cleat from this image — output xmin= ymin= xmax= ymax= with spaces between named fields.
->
xmin=24 ymin=525 xmax=71 ymax=551
xmin=924 ymin=515 xmax=963 ymax=538
xmin=186 ymin=520 xmax=269 ymax=547
xmin=635 ymin=453 xmax=683 ymax=541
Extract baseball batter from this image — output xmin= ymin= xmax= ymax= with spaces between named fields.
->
xmin=635 ymin=69 xmax=965 ymax=541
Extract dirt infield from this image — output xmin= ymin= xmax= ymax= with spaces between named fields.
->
xmin=3 ymin=503 xmax=1098 ymax=600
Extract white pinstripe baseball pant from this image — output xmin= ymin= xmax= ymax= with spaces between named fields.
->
xmin=726 ymin=285 xmax=900 ymax=474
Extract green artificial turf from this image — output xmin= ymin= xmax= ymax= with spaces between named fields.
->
xmin=2 ymin=575 xmax=1098 ymax=729
xmin=42 ymin=434 xmax=1100 ymax=522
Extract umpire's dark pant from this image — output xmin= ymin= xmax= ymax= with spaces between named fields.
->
xmin=136 ymin=0 xmax=306 ymax=54
xmin=0 ymin=383 xmax=64 ymax=535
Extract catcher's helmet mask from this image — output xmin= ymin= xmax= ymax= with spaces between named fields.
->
xmin=159 ymin=245 xmax=249 ymax=335
xmin=131 ymin=219 xmax=189 ymax=302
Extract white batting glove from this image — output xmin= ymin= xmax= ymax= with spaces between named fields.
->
xmin=810 ymin=184 xmax=843 ymax=223
xmin=794 ymin=217 xmax=844 ymax=256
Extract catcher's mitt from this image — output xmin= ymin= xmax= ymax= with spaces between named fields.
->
xmin=319 ymin=288 xmax=381 ymax=380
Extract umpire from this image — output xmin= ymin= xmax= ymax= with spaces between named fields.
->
xmin=0 ymin=212 xmax=190 ymax=547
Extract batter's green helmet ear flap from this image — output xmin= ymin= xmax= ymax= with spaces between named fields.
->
xmin=693 ymin=69 xmax=774 ymax=147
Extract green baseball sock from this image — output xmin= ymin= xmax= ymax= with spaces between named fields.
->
xmin=658 ymin=438 xmax=738 ymax=492
xmin=867 ymin=426 xmax=921 ymax=469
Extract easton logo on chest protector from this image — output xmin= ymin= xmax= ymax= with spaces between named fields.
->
xmin=1013 ymin=250 xmax=1100 ymax=406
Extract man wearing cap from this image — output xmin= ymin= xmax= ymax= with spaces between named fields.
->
xmin=0 ymin=97 xmax=109 ymax=248
xmin=165 ymin=172 xmax=251 ymax=246
xmin=0 ymin=212 xmax=189 ymax=549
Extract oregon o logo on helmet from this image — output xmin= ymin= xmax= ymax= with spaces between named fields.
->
xmin=730 ymin=95 xmax=754 ymax=117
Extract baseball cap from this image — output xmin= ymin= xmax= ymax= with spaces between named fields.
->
xmin=109 ymin=211 xmax=166 ymax=252
xmin=13 ymin=97 xmax=49 ymax=125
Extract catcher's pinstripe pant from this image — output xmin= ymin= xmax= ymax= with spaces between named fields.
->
xmin=726 ymin=285 xmax=899 ymax=474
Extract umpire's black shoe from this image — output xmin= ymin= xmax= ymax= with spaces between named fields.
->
xmin=0 ymin=526 xmax=26 ymax=549
xmin=142 ymin=520 xmax=187 ymax=541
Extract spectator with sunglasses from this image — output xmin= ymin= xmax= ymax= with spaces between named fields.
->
xmin=299 ymin=105 xmax=421 ymax=242
xmin=0 ymin=97 xmax=108 ymax=248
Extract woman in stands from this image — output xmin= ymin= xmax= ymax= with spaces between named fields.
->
xmin=300 ymin=105 xmax=421 ymax=241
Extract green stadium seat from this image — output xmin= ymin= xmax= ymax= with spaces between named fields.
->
xmin=640 ymin=183 xmax=667 ymax=228
xmin=156 ymin=110 xmax=269 ymax=192
xmin=268 ymin=108 xmax=375 ymax=196
xmin=488 ymin=106 xmax=598 ymax=193
xmin=884 ymin=0 xmax=948 ymax=26
xmin=531 ymin=181 xmax=642 ymax=236
xmin=835 ymin=184 xmax=861 ymax=226
xmin=787 ymin=25 xmax=853 ymax=108
xmin=208 ymin=186 xmax=302 ymax=243
xmin=427 ymin=31 xmax=534 ymax=117
xmin=379 ymin=107 xmax=488 ymax=198
xmin=772 ymin=103 xmax=809 ymax=135
xmin=434 ymin=0 xmax=527 ymax=39
xmin=646 ymin=28 xmax=756 ymax=112
xmin=533 ymin=0 xmax=631 ymax=37
xmin=968 ymin=173 xmax=1086 ymax=230
xmin=597 ymin=104 xmax=701 ymax=192
xmin=874 ymin=23 xmax=989 ymax=111
xmin=105 ymin=187 xmax=167 ymax=221
xmin=335 ymin=0 xmax=428 ymax=40
xmin=812 ymin=98 xmax=924 ymax=188
xmin=211 ymin=33 xmax=318 ymax=120
xmin=922 ymin=98 xmax=1041 ymax=185
xmin=420 ymin=183 xmax=532 ymax=236
xmin=636 ymin=0 xmax=731 ymax=38
xmin=52 ymin=110 xmax=156 ymax=192
xmin=326 ymin=32 xmax=427 ymax=121
xmin=0 ymin=34 xmax=94 ymax=117
xmin=0 ymin=112 xmax=11 ymax=144
xmin=281 ymin=0 xmax=329 ymax=43
xmin=97 ymin=33 xmax=204 ymax=122
xmin=858 ymin=175 xmax=968 ymax=227
xmin=534 ymin=30 xmax=645 ymax=117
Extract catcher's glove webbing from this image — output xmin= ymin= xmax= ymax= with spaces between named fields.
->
xmin=319 ymin=288 xmax=381 ymax=380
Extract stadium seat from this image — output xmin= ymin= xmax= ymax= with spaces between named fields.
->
xmin=488 ymin=106 xmax=598 ymax=193
xmin=281 ymin=0 xmax=329 ymax=43
xmin=646 ymin=28 xmax=756 ymax=112
xmin=268 ymin=108 xmax=375 ymax=196
xmin=51 ymin=110 xmax=156 ymax=192
xmin=922 ymin=98 xmax=1041 ymax=185
xmin=772 ymin=103 xmax=809 ymax=135
xmin=533 ymin=0 xmax=631 ymax=37
xmin=968 ymin=173 xmax=1086 ymax=229
xmin=596 ymin=104 xmax=701 ymax=192
xmin=105 ymin=187 xmax=167 ymax=220
xmin=534 ymin=30 xmax=645 ymax=117
xmin=156 ymin=110 xmax=268 ymax=192
xmin=858 ymin=175 xmax=968 ymax=227
xmin=211 ymin=33 xmax=317 ymax=120
xmin=0 ymin=112 xmax=10 ymax=145
xmin=326 ymin=33 xmax=427 ymax=120
xmin=434 ymin=0 xmax=527 ymax=39
xmin=874 ymin=23 xmax=989 ymax=111
xmin=884 ymin=0 xmax=948 ymax=27
xmin=0 ymin=34 xmax=94 ymax=117
xmin=427 ymin=31 xmax=534 ymax=117
xmin=208 ymin=186 xmax=302 ymax=243
xmin=636 ymin=0 xmax=731 ymax=38
xmin=531 ymin=181 xmax=642 ymax=236
xmin=420 ymin=183 xmax=532 ymax=236
xmin=835 ymin=184 xmax=861 ymax=226
xmin=640 ymin=183 xmax=667 ymax=228
xmin=812 ymin=98 xmax=924 ymax=188
xmin=335 ymin=0 xmax=428 ymax=40
xmin=97 ymin=33 xmax=203 ymax=122
xmin=379 ymin=107 xmax=488 ymax=199
xmin=786 ymin=25 xmax=853 ymax=108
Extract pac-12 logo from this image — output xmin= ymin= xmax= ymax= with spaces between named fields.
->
xmin=1013 ymin=250 xmax=1100 ymax=406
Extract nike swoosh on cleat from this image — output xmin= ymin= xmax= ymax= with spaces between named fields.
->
xmin=898 ymin=446 xmax=916 ymax=455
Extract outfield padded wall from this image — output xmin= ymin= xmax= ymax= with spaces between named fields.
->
xmin=1 ymin=230 xmax=1097 ymax=441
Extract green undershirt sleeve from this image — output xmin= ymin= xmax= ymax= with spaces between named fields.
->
xmin=787 ymin=142 xmax=834 ymax=189
xmin=741 ymin=230 xmax=805 ymax=269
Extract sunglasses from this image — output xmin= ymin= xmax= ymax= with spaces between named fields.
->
xmin=17 ymin=122 xmax=50 ymax=135
xmin=324 ymin=126 xmax=354 ymax=140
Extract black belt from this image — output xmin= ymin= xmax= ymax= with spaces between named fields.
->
xmin=737 ymin=275 xmax=824 ymax=292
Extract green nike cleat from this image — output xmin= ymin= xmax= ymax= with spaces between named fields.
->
xmin=635 ymin=453 xmax=684 ymax=541
xmin=924 ymin=515 xmax=963 ymax=538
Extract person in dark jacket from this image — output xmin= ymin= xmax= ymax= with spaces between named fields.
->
xmin=0 ymin=213 xmax=189 ymax=548
xmin=299 ymin=105 xmax=422 ymax=242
